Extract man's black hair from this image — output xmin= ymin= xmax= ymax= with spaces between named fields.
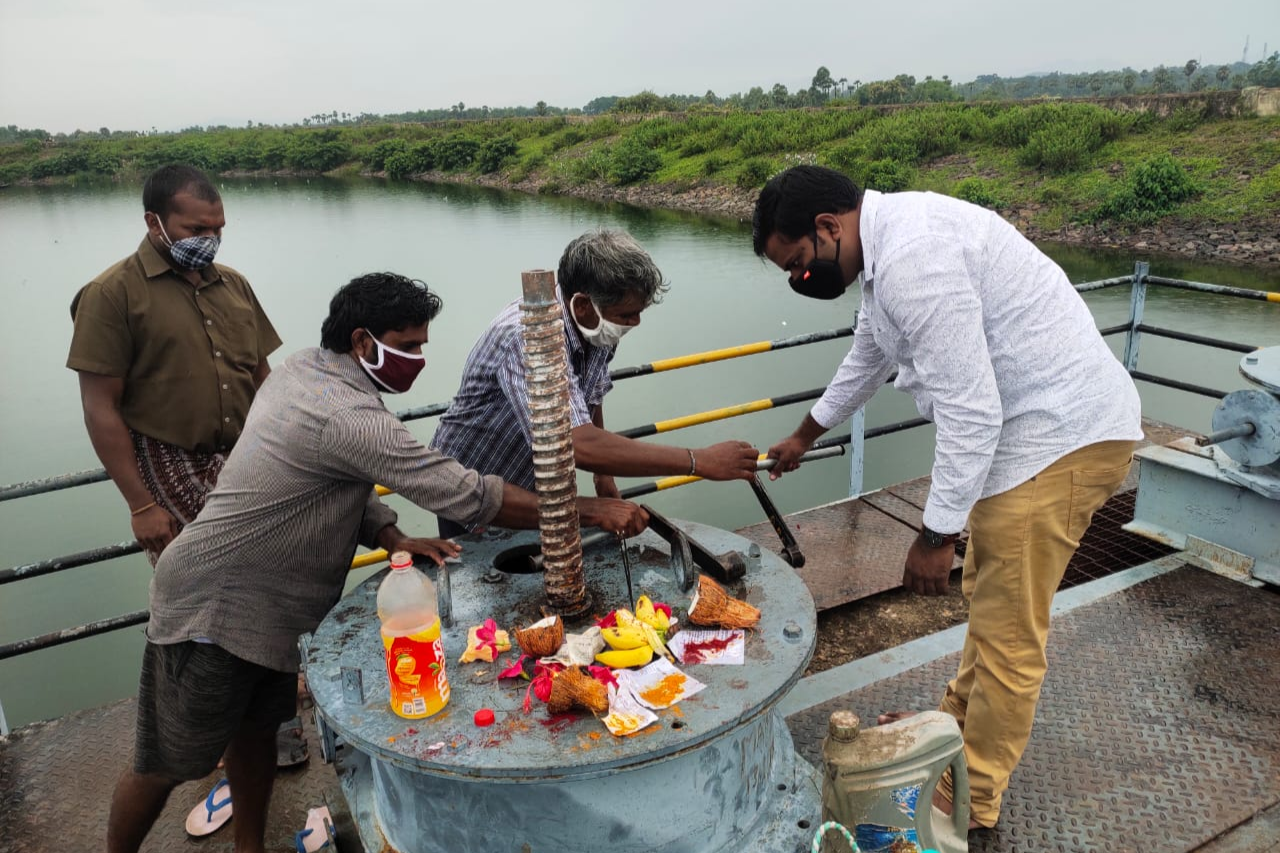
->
xmin=142 ymin=164 xmax=221 ymax=219
xmin=320 ymin=272 xmax=443 ymax=353
xmin=751 ymin=165 xmax=862 ymax=256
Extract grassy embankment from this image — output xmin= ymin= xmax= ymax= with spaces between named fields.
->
xmin=4 ymin=102 xmax=1278 ymax=252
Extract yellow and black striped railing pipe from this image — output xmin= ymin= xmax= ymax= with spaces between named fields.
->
xmin=617 ymin=387 xmax=827 ymax=439
xmin=1147 ymin=275 xmax=1280 ymax=304
xmin=610 ymin=416 xmax=927 ymax=500
xmin=607 ymin=327 xmax=853 ymax=381
xmin=369 ymin=377 xmax=905 ymax=505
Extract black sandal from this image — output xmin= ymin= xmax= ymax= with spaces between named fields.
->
xmin=276 ymin=716 xmax=309 ymax=768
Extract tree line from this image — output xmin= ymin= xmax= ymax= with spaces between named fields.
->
xmin=3 ymin=98 xmax=1267 ymax=229
xmin=3 ymin=53 xmax=1277 ymax=145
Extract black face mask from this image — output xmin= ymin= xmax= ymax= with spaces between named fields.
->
xmin=790 ymin=233 xmax=845 ymax=300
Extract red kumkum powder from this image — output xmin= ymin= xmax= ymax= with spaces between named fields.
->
xmin=681 ymin=636 xmax=735 ymax=664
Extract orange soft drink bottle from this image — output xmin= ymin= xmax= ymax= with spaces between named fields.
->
xmin=377 ymin=551 xmax=450 ymax=719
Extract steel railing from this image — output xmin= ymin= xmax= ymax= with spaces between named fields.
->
xmin=1 ymin=265 xmax=1274 ymax=663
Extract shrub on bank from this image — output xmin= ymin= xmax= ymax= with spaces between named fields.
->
xmin=435 ymin=136 xmax=481 ymax=171
xmin=734 ymin=158 xmax=774 ymax=189
xmin=609 ymin=137 xmax=662 ymax=184
xmin=384 ymin=141 xmax=441 ymax=178
xmin=365 ymin=138 xmax=408 ymax=171
xmin=859 ymin=106 xmax=988 ymax=164
xmin=476 ymin=135 xmax=518 ymax=173
xmin=1088 ymin=154 xmax=1200 ymax=223
xmin=991 ymin=102 xmax=1128 ymax=172
xmin=955 ymin=177 xmax=1004 ymax=208
xmin=283 ymin=131 xmax=352 ymax=173
xmin=860 ymin=159 xmax=915 ymax=192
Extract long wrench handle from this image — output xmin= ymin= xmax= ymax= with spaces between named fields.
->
xmin=749 ymin=475 xmax=805 ymax=568
xmin=618 ymin=536 xmax=636 ymax=611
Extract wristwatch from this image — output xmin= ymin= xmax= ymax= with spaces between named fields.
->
xmin=920 ymin=525 xmax=959 ymax=549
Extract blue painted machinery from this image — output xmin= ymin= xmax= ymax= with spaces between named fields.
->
xmin=305 ymin=522 xmax=822 ymax=853
xmin=1127 ymin=346 xmax=1280 ymax=585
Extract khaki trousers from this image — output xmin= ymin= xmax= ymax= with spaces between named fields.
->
xmin=937 ymin=439 xmax=1136 ymax=827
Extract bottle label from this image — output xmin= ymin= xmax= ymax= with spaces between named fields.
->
xmin=382 ymin=617 xmax=450 ymax=719
xmin=854 ymin=783 xmax=922 ymax=852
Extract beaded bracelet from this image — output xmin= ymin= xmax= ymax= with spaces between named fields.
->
xmin=687 ymin=449 xmax=697 ymax=476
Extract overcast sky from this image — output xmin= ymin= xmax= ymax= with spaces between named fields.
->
xmin=2 ymin=0 xmax=1276 ymax=133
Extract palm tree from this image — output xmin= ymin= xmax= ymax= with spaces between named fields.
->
xmin=1183 ymin=60 xmax=1199 ymax=90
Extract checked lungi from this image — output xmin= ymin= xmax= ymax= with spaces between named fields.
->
xmin=131 ymin=430 xmax=226 ymax=566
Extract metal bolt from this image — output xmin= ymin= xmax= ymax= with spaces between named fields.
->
xmin=746 ymin=542 xmax=762 ymax=571
xmin=783 ymin=621 xmax=803 ymax=641
xmin=481 ymin=569 xmax=507 ymax=585
xmin=341 ymin=667 xmax=365 ymax=705
xmin=1244 ymin=355 xmax=1259 ymax=364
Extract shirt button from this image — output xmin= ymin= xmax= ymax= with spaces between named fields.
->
xmin=222 ymin=383 xmax=229 ymax=390
xmin=206 ymin=319 xmax=213 ymax=326
xmin=214 ymin=350 xmax=222 ymax=357
xmin=224 ymin=417 xmax=231 ymax=423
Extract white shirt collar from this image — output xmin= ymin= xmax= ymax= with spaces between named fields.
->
xmin=858 ymin=189 xmax=882 ymax=286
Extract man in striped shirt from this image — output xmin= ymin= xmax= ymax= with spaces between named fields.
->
xmin=431 ymin=229 xmax=759 ymax=538
xmin=754 ymin=166 xmax=1141 ymax=830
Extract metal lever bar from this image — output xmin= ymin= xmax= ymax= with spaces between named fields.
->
xmin=747 ymin=475 xmax=805 ymax=568
xmin=618 ymin=535 xmax=636 ymax=611
xmin=641 ymin=504 xmax=746 ymax=582
xmin=1196 ymin=422 xmax=1256 ymax=447
xmin=755 ymin=445 xmax=847 ymax=470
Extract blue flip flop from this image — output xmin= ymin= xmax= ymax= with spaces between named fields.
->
xmin=184 ymin=777 xmax=233 ymax=836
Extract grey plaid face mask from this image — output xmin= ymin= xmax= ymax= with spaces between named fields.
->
xmin=153 ymin=216 xmax=220 ymax=270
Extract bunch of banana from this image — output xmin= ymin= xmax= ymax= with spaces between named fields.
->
xmin=600 ymin=624 xmax=648 ymax=651
xmin=595 ymin=606 xmax=674 ymax=667
xmin=635 ymin=596 xmax=671 ymax=635
xmin=594 ymin=644 xmax=654 ymax=668
xmin=637 ymin=620 xmax=675 ymax=663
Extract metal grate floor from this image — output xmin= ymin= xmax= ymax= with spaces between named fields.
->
xmin=740 ymin=483 xmax=1176 ymax=611
xmin=786 ymin=565 xmax=1280 ymax=853
xmin=0 ymin=702 xmax=347 ymax=853
xmin=1058 ymin=489 xmax=1175 ymax=588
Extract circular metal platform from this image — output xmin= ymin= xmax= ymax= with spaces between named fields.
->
xmin=306 ymin=520 xmax=820 ymax=853
xmin=1239 ymin=345 xmax=1280 ymax=394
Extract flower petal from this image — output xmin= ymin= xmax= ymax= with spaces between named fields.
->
xmin=587 ymin=665 xmax=618 ymax=689
xmin=498 ymin=655 xmax=530 ymax=680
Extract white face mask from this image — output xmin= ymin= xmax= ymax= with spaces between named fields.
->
xmin=571 ymin=294 xmax=634 ymax=349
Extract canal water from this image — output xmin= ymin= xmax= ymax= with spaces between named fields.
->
xmin=1 ymin=177 xmax=1276 ymax=728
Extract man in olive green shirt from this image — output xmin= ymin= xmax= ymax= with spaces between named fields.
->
xmin=67 ymin=164 xmax=281 ymax=563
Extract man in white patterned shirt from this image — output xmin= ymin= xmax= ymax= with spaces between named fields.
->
xmin=431 ymin=229 xmax=759 ymax=538
xmin=753 ymin=166 xmax=1142 ymax=830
